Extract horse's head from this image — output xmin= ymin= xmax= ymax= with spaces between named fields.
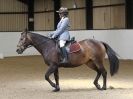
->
xmin=16 ymin=29 xmax=32 ymax=54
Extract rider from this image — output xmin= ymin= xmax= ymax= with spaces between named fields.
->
xmin=49 ymin=7 xmax=70 ymax=63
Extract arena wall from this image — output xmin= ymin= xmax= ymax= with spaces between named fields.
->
xmin=0 ymin=30 xmax=133 ymax=59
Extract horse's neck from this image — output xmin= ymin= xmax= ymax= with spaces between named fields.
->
xmin=29 ymin=33 xmax=54 ymax=54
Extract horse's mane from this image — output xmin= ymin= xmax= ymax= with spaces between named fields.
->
xmin=27 ymin=31 xmax=56 ymax=46
xmin=28 ymin=32 xmax=49 ymax=40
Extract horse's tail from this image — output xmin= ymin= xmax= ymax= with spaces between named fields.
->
xmin=102 ymin=42 xmax=119 ymax=76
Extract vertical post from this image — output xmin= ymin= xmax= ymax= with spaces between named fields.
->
xmin=54 ymin=0 xmax=61 ymax=30
xmin=86 ymin=0 xmax=93 ymax=29
xmin=28 ymin=0 xmax=34 ymax=31
xmin=126 ymin=0 xmax=133 ymax=29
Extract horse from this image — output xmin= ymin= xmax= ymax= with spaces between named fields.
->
xmin=16 ymin=30 xmax=119 ymax=92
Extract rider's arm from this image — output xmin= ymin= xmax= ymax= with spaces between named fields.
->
xmin=52 ymin=18 xmax=69 ymax=38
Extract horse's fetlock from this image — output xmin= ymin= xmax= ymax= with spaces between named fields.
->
xmin=45 ymin=75 xmax=48 ymax=80
xmin=93 ymin=81 xmax=97 ymax=85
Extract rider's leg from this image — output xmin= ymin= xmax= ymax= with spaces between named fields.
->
xmin=59 ymin=40 xmax=68 ymax=63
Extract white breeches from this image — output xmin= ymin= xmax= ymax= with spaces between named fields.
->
xmin=59 ymin=40 xmax=66 ymax=48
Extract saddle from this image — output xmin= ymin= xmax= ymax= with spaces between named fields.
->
xmin=69 ymin=42 xmax=81 ymax=53
xmin=65 ymin=37 xmax=81 ymax=53
xmin=55 ymin=37 xmax=81 ymax=63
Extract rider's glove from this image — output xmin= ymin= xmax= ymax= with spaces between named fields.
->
xmin=51 ymin=35 xmax=56 ymax=39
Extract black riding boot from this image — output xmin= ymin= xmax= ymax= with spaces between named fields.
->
xmin=60 ymin=47 xmax=68 ymax=63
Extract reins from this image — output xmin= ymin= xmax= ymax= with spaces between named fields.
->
xmin=27 ymin=37 xmax=57 ymax=48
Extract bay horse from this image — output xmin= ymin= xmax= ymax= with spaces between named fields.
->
xmin=16 ymin=30 xmax=119 ymax=92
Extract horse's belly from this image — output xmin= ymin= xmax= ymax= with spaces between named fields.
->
xmin=59 ymin=63 xmax=82 ymax=68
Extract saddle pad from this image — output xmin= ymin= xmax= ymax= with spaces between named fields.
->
xmin=69 ymin=42 xmax=81 ymax=53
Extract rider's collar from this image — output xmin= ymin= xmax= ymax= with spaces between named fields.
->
xmin=61 ymin=17 xmax=64 ymax=20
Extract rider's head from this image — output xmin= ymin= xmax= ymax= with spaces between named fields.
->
xmin=56 ymin=7 xmax=68 ymax=18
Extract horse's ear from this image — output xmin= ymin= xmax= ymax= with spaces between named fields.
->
xmin=21 ymin=28 xmax=28 ymax=35
xmin=24 ymin=28 xmax=28 ymax=35
xmin=25 ymin=28 xmax=28 ymax=33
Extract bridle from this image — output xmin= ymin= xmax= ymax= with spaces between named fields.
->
xmin=21 ymin=31 xmax=57 ymax=50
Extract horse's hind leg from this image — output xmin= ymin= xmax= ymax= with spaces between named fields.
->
xmin=100 ymin=66 xmax=107 ymax=90
xmin=96 ymin=62 xmax=107 ymax=90
xmin=86 ymin=62 xmax=101 ymax=90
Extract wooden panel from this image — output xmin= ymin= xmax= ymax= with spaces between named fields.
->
xmin=93 ymin=0 xmax=110 ymax=6
xmin=93 ymin=5 xmax=125 ymax=29
xmin=61 ymin=0 xmax=85 ymax=8
xmin=0 ymin=14 xmax=28 ymax=31
xmin=61 ymin=0 xmax=72 ymax=8
xmin=110 ymin=0 xmax=125 ymax=5
xmin=93 ymin=8 xmax=106 ymax=29
xmin=69 ymin=9 xmax=86 ymax=30
xmin=93 ymin=0 xmax=125 ymax=6
xmin=0 ymin=0 xmax=27 ymax=12
xmin=110 ymin=5 xmax=125 ymax=28
xmin=75 ymin=0 xmax=85 ymax=8
xmin=34 ymin=0 xmax=54 ymax=11
xmin=34 ymin=12 xmax=54 ymax=30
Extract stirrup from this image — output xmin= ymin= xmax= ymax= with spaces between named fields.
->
xmin=60 ymin=58 xmax=68 ymax=64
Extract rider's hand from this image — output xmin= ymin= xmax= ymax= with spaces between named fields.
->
xmin=48 ymin=32 xmax=53 ymax=38
xmin=51 ymin=35 xmax=55 ymax=39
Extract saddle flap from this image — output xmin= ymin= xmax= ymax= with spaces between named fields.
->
xmin=69 ymin=42 xmax=81 ymax=53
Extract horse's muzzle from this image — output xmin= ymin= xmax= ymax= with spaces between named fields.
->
xmin=16 ymin=49 xmax=23 ymax=54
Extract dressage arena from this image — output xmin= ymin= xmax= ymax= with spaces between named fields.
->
xmin=0 ymin=55 xmax=133 ymax=99
xmin=0 ymin=0 xmax=133 ymax=99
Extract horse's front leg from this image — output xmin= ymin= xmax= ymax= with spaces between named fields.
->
xmin=45 ymin=66 xmax=57 ymax=91
xmin=53 ymin=68 xmax=60 ymax=92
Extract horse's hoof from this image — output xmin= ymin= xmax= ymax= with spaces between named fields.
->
xmin=95 ymin=84 xmax=101 ymax=90
xmin=101 ymin=87 xmax=106 ymax=90
xmin=53 ymin=88 xmax=60 ymax=92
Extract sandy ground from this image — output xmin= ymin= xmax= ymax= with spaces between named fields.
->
xmin=0 ymin=56 xmax=133 ymax=99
